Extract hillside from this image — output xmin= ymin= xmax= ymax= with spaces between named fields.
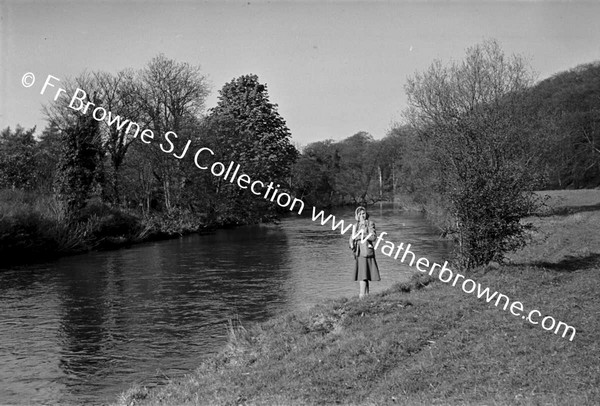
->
xmin=523 ymin=61 xmax=600 ymax=189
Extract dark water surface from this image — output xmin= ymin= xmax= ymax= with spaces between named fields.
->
xmin=0 ymin=204 xmax=451 ymax=405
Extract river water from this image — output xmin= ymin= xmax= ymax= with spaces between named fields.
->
xmin=0 ymin=204 xmax=451 ymax=405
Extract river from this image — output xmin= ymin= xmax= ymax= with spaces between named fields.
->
xmin=0 ymin=204 xmax=451 ymax=405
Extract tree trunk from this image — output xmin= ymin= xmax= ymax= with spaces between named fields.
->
xmin=391 ymin=161 xmax=396 ymax=203
xmin=378 ymin=165 xmax=383 ymax=201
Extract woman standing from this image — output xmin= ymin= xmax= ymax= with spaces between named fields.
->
xmin=349 ymin=206 xmax=380 ymax=299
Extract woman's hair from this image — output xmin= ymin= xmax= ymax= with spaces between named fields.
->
xmin=355 ymin=206 xmax=369 ymax=221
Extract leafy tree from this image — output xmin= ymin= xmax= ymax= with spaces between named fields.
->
xmin=292 ymin=132 xmax=390 ymax=207
xmin=43 ymin=56 xmax=210 ymax=215
xmin=405 ymin=39 xmax=542 ymax=269
xmin=292 ymin=140 xmax=340 ymax=207
xmin=204 ymin=74 xmax=298 ymax=223
xmin=54 ymin=111 xmax=103 ymax=216
xmin=43 ymin=72 xmax=111 ymax=203
xmin=0 ymin=126 xmax=38 ymax=190
xmin=519 ymin=62 xmax=600 ymax=188
xmin=335 ymin=131 xmax=381 ymax=205
xmin=365 ymin=129 xmax=411 ymax=203
xmin=35 ymin=123 xmax=63 ymax=193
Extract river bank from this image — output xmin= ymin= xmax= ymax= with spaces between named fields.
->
xmin=1 ymin=189 xmax=405 ymax=266
xmin=115 ymin=190 xmax=600 ymax=406
xmin=0 ymin=189 xmax=237 ymax=266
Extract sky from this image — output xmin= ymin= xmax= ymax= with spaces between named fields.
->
xmin=1 ymin=0 xmax=600 ymax=146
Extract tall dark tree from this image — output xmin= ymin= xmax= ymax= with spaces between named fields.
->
xmin=54 ymin=112 xmax=103 ymax=216
xmin=204 ymin=74 xmax=298 ymax=223
xmin=35 ymin=123 xmax=63 ymax=194
xmin=0 ymin=126 xmax=38 ymax=190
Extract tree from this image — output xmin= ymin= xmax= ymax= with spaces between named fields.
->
xmin=518 ymin=61 xmax=600 ymax=188
xmin=0 ymin=126 xmax=38 ymax=190
xmin=43 ymin=56 xmax=210 ymax=214
xmin=405 ymin=39 xmax=541 ymax=269
xmin=335 ymin=131 xmax=381 ymax=205
xmin=35 ymin=123 xmax=63 ymax=194
xmin=54 ymin=111 xmax=103 ymax=216
xmin=134 ymin=54 xmax=210 ymax=213
xmin=204 ymin=74 xmax=298 ymax=224
xmin=43 ymin=72 xmax=109 ymax=205
xmin=292 ymin=140 xmax=340 ymax=207
xmin=376 ymin=128 xmax=411 ymax=201
xmin=92 ymin=69 xmax=140 ymax=205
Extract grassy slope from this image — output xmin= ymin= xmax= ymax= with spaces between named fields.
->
xmin=115 ymin=190 xmax=600 ymax=406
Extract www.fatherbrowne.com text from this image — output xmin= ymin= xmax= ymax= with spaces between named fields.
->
xmin=24 ymin=72 xmax=576 ymax=342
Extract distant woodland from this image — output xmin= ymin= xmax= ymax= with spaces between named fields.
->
xmin=1 ymin=41 xmax=599 ymax=266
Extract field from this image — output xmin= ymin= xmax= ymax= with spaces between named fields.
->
xmin=115 ymin=190 xmax=600 ymax=406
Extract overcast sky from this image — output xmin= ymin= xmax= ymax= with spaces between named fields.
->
xmin=1 ymin=0 xmax=599 ymax=145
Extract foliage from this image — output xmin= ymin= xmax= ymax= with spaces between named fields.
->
xmin=521 ymin=61 xmax=600 ymax=188
xmin=202 ymin=74 xmax=298 ymax=224
xmin=43 ymin=56 xmax=210 ymax=213
xmin=54 ymin=110 xmax=104 ymax=216
xmin=92 ymin=69 xmax=140 ymax=204
xmin=292 ymin=140 xmax=340 ymax=207
xmin=7 ymin=49 xmax=600 ymax=264
xmin=404 ymin=39 xmax=542 ymax=269
xmin=377 ymin=127 xmax=408 ymax=200
xmin=35 ymin=124 xmax=63 ymax=193
xmin=0 ymin=189 xmax=90 ymax=260
xmin=0 ymin=126 xmax=38 ymax=190
xmin=0 ymin=189 xmax=150 ymax=262
xmin=335 ymin=132 xmax=382 ymax=204
xmin=134 ymin=54 xmax=210 ymax=212
xmin=78 ymin=198 xmax=143 ymax=240
xmin=292 ymin=131 xmax=389 ymax=208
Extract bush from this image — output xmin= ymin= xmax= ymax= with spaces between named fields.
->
xmin=449 ymin=166 xmax=542 ymax=269
xmin=0 ymin=210 xmax=59 ymax=257
xmin=141 ymin=207 xmax=204 ymax=237
xmin=78 ymin=199 xmax=142 ymax=239
xmin=0 ymin=190 xmax=145 ymax=262
xmin=404 ymin=40 xmax=542 ymax=269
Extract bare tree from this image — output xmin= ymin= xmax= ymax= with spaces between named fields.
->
xmin=91 ymin=70 xmax=141 ymax=204
xmin=134 ymin=54 xmax=210 ymax=212
xmin=405 ymin=39 xmax=542 ymax=269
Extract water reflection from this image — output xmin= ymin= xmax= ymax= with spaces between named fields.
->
xmin=0 ymin=204 xmax=451 ymax=405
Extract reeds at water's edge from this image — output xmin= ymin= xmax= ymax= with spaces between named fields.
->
xmin=0 ymin=189 xmax=206 ymax=264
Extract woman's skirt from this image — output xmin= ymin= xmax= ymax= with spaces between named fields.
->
xmin=352 ymin=256 xmax=381 ymax=281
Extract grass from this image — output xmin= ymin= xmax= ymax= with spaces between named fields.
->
xmin=536 ymin=188 xmax=600 ymax=216
xmin=108 ymin=189 xmax=594 ymax=405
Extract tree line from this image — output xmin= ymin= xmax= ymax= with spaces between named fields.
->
xmin=2 ymin=41 xmax=599 ymax=268
xmin=0 ymin=55 xmax=298 ymax=261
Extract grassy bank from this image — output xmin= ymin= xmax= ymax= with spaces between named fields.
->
xmin=114 ymin=189 xmax=600 ymax=405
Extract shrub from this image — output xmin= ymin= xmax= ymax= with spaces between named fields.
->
xmin=0 ymin=210 xmax=58 ymax=257
xmin=405 ymin=39 xmax=542 ymax=269
xmin=78 ymin=199 xmax=142 ymax=239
